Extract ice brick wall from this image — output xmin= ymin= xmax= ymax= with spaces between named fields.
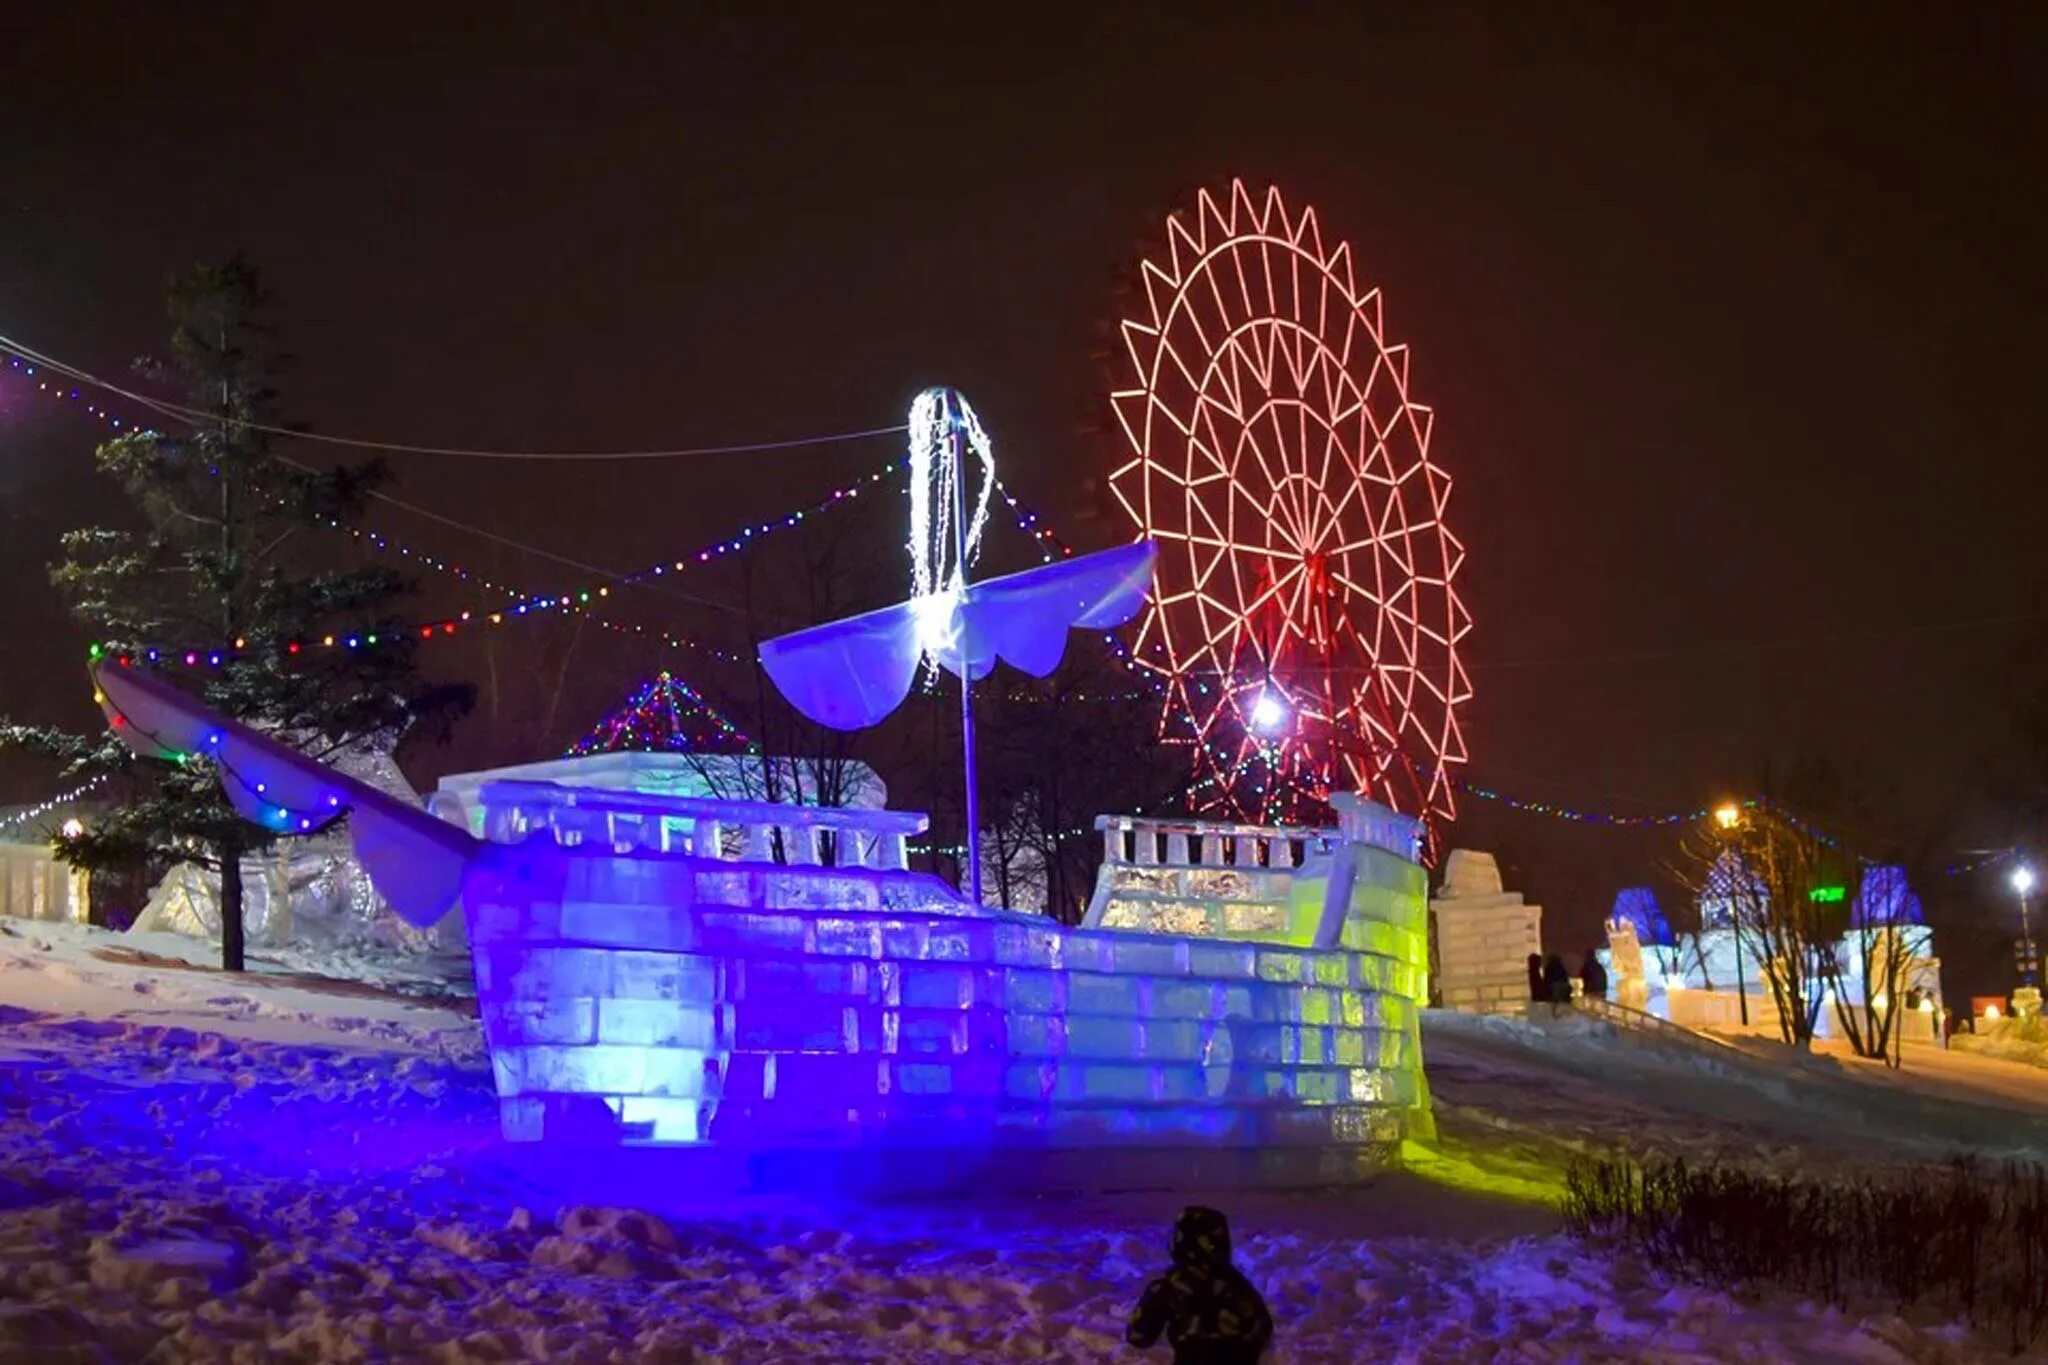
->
xmin=1316 ymin=842 xmax=1431 ymax=971
xmin=1430 ymin=850 xmax=1544 ymax=1015
xmin=466 ymin=846 xmax=1430 ymax=1170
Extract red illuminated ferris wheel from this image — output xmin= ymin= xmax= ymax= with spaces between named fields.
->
xmin=1108 ymin=180 xmax=1471 ymax=844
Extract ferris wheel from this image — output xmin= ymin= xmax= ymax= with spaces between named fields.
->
xmin=1107 ymin=180 xmax=1471 ymax=844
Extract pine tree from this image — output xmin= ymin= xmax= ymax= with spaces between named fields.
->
xmin=1 ymin=259 xmax=470 ymax=970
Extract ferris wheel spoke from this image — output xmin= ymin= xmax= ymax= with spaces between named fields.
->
xmin=1189 ymin=405 xmax=1239 ymax=483
xmin=1313 ymin=456 xmax=1368 ymax=551
xmin=1199 ymin=349 xmax=1248 ymax=426
xmin=1227 ymin=242 xmax=1261 ymax=339
xmin=1232 ymin=411 xmax=1294 ymax=544
xmin=1261 ymin=417 xmax=1310 ymax=548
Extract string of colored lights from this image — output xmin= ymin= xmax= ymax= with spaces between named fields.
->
xmin=94 ymin=689 xmax=350 ymax=836
xmin=110 ymin=459 xmax=915 ymax=670
xmin=484 ymin=459 xmax=912 ymax=617
xmin=115 ymin=464 xmax=1098 ymax=676
xmin=1942 ymin=848 xmax=2018 ymax=878
xmin=323 ymin=455 xmax=913 ymax=655
xmin=3 ymin=357 xmax=149 ymax=432
xmin=566 ymin=672 xmax=751 ymax=756
xmin=32 ymin=349 xmax=1094 ymax=680
xmin=5 ymin=333 xmax=888 ymax=636
xmin=6 ymin=330 xmax=912 ymax=665
xmin=3 ymin=335 xmax=642 ymax=595
xmin=315 ymin=453 xmax=918 ymax=662
xmin=992 ymin=479 xmax=1072 ymax=565
xmin=322 ymin=462 xmax=1053 ymax=669
xmin=1457 ymin=783 xmax=1733 ymax=828
xmin=0 ymin=775 xmax=110 ymax=837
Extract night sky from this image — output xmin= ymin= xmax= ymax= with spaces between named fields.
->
xmin=3 ymin=6 xmax=2043 ymax=992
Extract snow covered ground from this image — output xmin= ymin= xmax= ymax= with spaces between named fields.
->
xmin=0 ymin=923 xmax=2032 ymax=1361
xmin=1424 ymin=1008 xmax=2048 ymax=1178
xmin=1951 ymin=1016 xmax=2048 ymax=1073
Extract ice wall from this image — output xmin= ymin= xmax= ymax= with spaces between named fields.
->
xmin=464 ymin=786 xmax=1433 ymax=1185
xmin=1430 ymin=850 xmax=1544 ymax=1015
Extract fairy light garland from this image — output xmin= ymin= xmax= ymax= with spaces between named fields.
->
xmin=0 ymin=775 xmax=110 ymax=838
xmin=2 ymin=357 xmax=146 ymax=432
xmin=486 ymin=457 xmax=912 ymax=618
xmin=90 ymin=694 xmax=347 ymax=837
xmin=14 ymin=339 xmax=908 ymax=668
xmin=109 ymin=459 xmax=915 ymax=671
xmin=566 ymin=671 xmax=751 ymax=756
xmin=1457 ymin=784 xmax=1737 ymax=828
xmin=992 ymin=479 xmax=1075 ymax=565
xmin=1942 ymin=848 xmax=2017 ymax=878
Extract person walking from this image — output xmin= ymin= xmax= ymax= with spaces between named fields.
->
xmin=1526 ymin=953 xmax=1546 ymax=1005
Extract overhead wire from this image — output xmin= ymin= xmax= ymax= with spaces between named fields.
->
xmin=0 ymin=332 xmax=906 ymax=461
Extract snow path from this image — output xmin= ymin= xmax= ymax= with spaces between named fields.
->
xmin=0 ymin=927 xmax=2018 ymax=1361
xmin=1425 ymin=1010 xmax=2048 ymax=1176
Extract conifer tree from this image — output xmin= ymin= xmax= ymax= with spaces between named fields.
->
xmin=2 ymin=259 xmax=469 ymax=970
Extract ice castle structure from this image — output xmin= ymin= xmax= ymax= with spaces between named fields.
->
xmin=90 ymin=661 xmax=1435 ymax=1188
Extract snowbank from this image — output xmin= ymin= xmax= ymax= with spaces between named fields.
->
xmin=1952 ymin=1016 xmax=2048 ymax=1071
xmin=0 ymin=919 xmax=476 ymax=1056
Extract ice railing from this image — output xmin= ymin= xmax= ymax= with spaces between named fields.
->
xmin=476 ymin=780 xmax=926 ymax=871
xmin=1094 ymin=815 xmax=1341 ymax=872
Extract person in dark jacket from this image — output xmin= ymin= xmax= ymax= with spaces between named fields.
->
xmin=1126 ymin=1206 xmax=1273 ymax=1364
xmin=1580 ymin=951 xmax=1609 ymax=1002
xmin=1543 ymin=954 xmax=1574 ymax=1015
xmin=1526 ymin=952 xmax=1547 ymax=1004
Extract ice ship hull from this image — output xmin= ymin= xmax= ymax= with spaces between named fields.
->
xmin=464 ymin=782 xmax=1434 ymax=1189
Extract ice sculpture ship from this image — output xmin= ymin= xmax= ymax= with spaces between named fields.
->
xmin=92 ymin=661 xmax=1431 ymax=1188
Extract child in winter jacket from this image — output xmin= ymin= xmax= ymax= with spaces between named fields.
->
xmin=1126 ymin=1206 xmax=1273 ymax=1364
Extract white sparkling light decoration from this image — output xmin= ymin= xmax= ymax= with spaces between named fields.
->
xmin=906 ymin=389 xmax=995 ymax=662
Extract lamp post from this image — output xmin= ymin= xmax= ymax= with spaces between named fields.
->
xmin=2013 ymin=865 xmax=2038 ymax=989
xmin=1714 ymin=802 xmax=1752 ymax=1027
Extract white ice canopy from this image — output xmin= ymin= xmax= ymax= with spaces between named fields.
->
xmin=92 ymin=662 xmax=478 ymax=928
xmin=758 ymin=539 xmax=1158 ymax=731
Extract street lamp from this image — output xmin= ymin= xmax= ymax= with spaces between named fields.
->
xmin=1712 ymin=800 xmax=1751 ymax=1026
xmin=2013 ymin=865 xmax=2038 ymax=988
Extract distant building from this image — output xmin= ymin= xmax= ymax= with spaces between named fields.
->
xmin=0 ymin=798 xmax=94 ymax=925
xmin=1602 ymin=863 xmax=1941 ymax=1040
